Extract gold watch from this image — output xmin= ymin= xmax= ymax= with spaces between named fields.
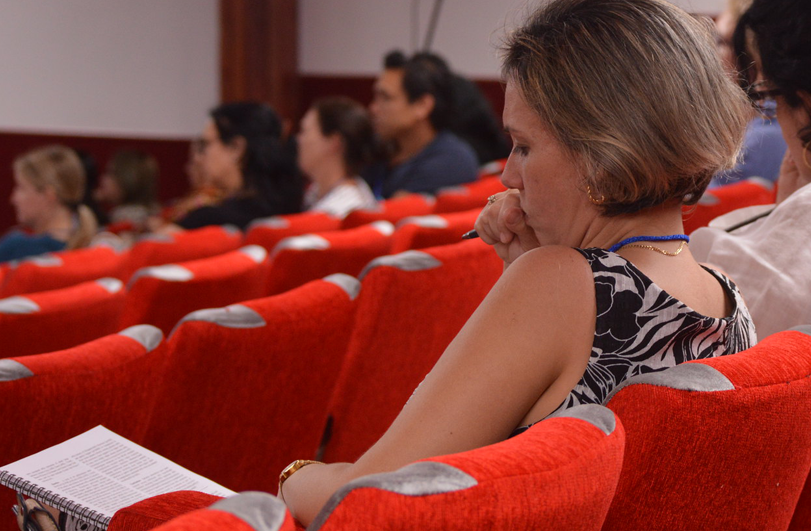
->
xmin=278 ymin=460 xmax=323 ymax=496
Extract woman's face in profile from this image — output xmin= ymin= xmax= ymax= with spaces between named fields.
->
xmin=500 ymin=81 xmax=591 ymax=245
xmin=198 ymin=120 xmax=243 ymax=193
xmin=296 ymin=109 xmax=335 ymax=180
xmin=10 ymin=172 xmax=52 ymax=229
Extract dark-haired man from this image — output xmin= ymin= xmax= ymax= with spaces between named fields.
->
xmin=365 ymin=51 xmax=478 ymax=199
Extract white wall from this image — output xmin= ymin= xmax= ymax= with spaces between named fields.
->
xmin=299 ymin=0 xmax=726 ymax=79
xmin=0 ymin=0 xmax=219 ymax=139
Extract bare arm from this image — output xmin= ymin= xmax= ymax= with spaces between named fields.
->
xmin=281 ymin=246 xmax=595 ymax=525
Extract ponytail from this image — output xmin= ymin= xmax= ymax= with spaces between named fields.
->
xmin=66 ymin=204 xmax=98 ymax=250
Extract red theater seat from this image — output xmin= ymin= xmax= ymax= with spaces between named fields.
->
xmin=111 ymin=492 xmax=295 ymax=531
xmin=244 ymin=212 xmax=342 ymax=253
xmin=120 ymin=245 xmax=269 ymax=335
xmin=603 ymin=329 xmax=811 ymax=531
xmin=312 ymin=405 xmax=623 ymax=531
xmin=321 ymin=239 xmax=502 ymax=463
xmin=682 ymin=177 xmax=776 ymax=234
xmin=0 ymin=325 xmax=166 ymax=528
xmin=0 ymin=278 xmax=126 ymax=356
xmin=432 ymin=175 xmax=507 ymax=214
xmin=0 ymin=245 xmax=127 ymax=297
xmin=341 ymin=194 xmax=435 ymax=229
xmin=144 ymin=275 xmax=360 ymax=494
xmin=265 ymin=222 xmax=394 ymax=296
xmin=390 ymin=209 xmax=481 ymax=253
xmin=122 ymin=225 xmax=244 ymax=281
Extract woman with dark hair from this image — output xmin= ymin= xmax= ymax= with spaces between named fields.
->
xmin=171 ymin=102 xmax=303 ymax=230
xmin=280 ymin=0 xmax=755 ymax=524
xmin=94 ymin=149 xmax=159 ymax=233
xmin=297 ymin=97 xmax=377 ymax=218
xmin=690 ymin=0 xmax=811 ymax=337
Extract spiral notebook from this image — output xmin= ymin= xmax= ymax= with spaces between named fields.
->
xmin=0 ymin=426 xmax=235 ymax=530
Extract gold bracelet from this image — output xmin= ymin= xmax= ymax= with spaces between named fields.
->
xmin=278 ymin=460 xmax=323 ymax=500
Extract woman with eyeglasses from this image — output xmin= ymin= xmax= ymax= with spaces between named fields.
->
xmin=154 ymin=102 xmax=304 ymax=233
xmin=690 ymin=0 xmax=811 ymax=338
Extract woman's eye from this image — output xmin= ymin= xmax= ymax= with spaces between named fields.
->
xmin=511 ymin=145 xmax=529 ymax=156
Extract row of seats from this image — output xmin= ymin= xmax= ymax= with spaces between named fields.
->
xmin=0 ymin=239 xmax=503 ymax=531
xmin=0 ymin=174 xmax=507 ymax=298
xmin=108 ymin=327 xmax=811 ymax=531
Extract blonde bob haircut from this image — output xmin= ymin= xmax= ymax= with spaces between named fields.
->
xmin=14 ymin=145 xmax=97 ymax=250
xmin=503 ymin=0 xmax=750 ymax=216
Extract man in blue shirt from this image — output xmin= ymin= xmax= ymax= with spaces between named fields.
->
xmin=365 ymin=51 xmax=478 ymax=199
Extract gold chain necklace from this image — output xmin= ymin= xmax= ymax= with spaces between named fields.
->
xmin=622 ymin=240 xmax=686 ymax=256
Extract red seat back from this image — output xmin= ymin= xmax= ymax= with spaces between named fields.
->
xmin=341 ymin=194 xmax=435 ymax=229
xmin=682 ymin=177 xmax=776 ymax=234
xmin=432 ymin=176 xmax=507 ymax=214
xmin=313 ymin=405 xmax=623 ymax=531
xmin=0 ymin=325 xmax=167 ymax=531
xmin=390 ymin=209 xmax=480 ymax=254
xmin=120 ymin=246 xmax=269 ymax=334
xmin=0 ymin=246 xmax=127 ymax=297
xmin=144 ymin=276 xmax=360 ymax=493
xmin=322 ymin=239 xmax=502 ymax=463
xmin=604 ymin=329 xmax=811 ymax=531
xmin=0 ymin=278 xmax=126 ymax=356
xmin=122 ymin=226 xmax=244 ymax=281
xmin=244 ymin=212 xmax=342 ymax=252
xmin=265 ymin=222 xmax=394 ymax=296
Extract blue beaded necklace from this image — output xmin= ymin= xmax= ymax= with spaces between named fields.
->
xmin=607 ymin=234 xmax=689 ymax=253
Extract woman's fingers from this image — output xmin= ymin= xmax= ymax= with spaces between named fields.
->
xmin=474 ymin=190 xmax=519 ymax=245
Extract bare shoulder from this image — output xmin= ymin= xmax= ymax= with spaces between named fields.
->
xmin=496 ymin=245 xmax=594 ymax=303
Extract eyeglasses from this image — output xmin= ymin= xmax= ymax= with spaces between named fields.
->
xmin=748 ymin=81 xmax=781 ymax=121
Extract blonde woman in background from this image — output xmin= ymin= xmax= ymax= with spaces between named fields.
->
xmin=1 ymin=145 xmax=97 ymax=263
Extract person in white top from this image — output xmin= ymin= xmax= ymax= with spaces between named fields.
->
xmin=690 ymin=0 xmax=811 ymax=338
xmin=297 ymin=97 xmax=378 ymax=219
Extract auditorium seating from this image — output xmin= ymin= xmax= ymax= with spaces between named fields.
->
xmin=320 ymin=239 xmax=503 ymax=463
xmin=0 ymin=245 xmax=127 ymax=297
xmin=120 ymin=245 xmax=269 ymax=335
xmin=122 ymin=225 xmax=244 ymax=280
xmin=265 ymin=221 xmax=395 ymax=296
xmin=432 ymin=175 xmax=507 ymax=214
xmin=390 ymin=209 xmax=481 ymax=253
xmin=0 ymin=278 xmax=126 ymax=356
xmin=143 ymin=275 xmax=361 ymax=494
xmin=341 ymin=194 xmax=435 ymax=229
xmin=0 ymin=325 xmax=166 ymax=531
xmin=244 ymin=211 xmax=343 ymax=253
xmin=602 ymin=328 xmax=811 ymax=531
xmin=682 ymin=177 xmax=776 ymax=234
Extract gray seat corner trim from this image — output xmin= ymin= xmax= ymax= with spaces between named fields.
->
xmin=309 ymin=462 xmax=476 ymax=531
xmin=604 ymin=363 xmax=734 ymax=404
xmin=12 ymin=254 xmax=63 ymax=269
xmin=0 ymin=296 xmax=40 ymax=315
xmin=358 ymin=250 xmax=442 ymax=280
xmin=239 ymin=245 xmax=269 ymax=264
xmin=396 ymin=215 xmax=448 ymax=229
xmin=211 ymin=491 xmax=287 ymax=531
xmin=546 ymin=404 xmax=616 ymax=436
xmin=222 ymin=224 xmax=241 ymax=235
xmin=419 ymin=193 xmax=437 ymax=205
xmin=96 ymin=277 xmax=124 ymax=294
xmin=249 ymin=216 xmax=289 ymax=230
xmin=323 ymin=274 xmax=361 ymax=300
xmin=118 ymin=325 xmax=164 ymax=352
xmin=789 ymin=325 xmax=811 ymax=337
xmin=172 ymin=304 xmax=266 ymax=336
xmin=370 ymin=220 xmax=395 ymax=236
xmin=436 ymin=185 xmax=466 ymax=196
xmin=272 ymin=234 xmax=331 ymax=256
xmin=135 ymin=233 xmax=175 ymax=244
xmin=0 ymin=359 xmax=34 ymax=382
xmin=697 ymin=193 xmax=721 ymax=206
xmin=746 ymin=175 xmax=775 ymax=190
xmin=127 ymin=264 xmax=194 ymax=288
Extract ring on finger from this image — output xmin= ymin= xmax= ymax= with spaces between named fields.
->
xmin=487 ymin=195 xmax=498 ymax=205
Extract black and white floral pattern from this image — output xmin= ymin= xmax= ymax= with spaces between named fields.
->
xmin=512 ymin=248 xmax=756 ymax=436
